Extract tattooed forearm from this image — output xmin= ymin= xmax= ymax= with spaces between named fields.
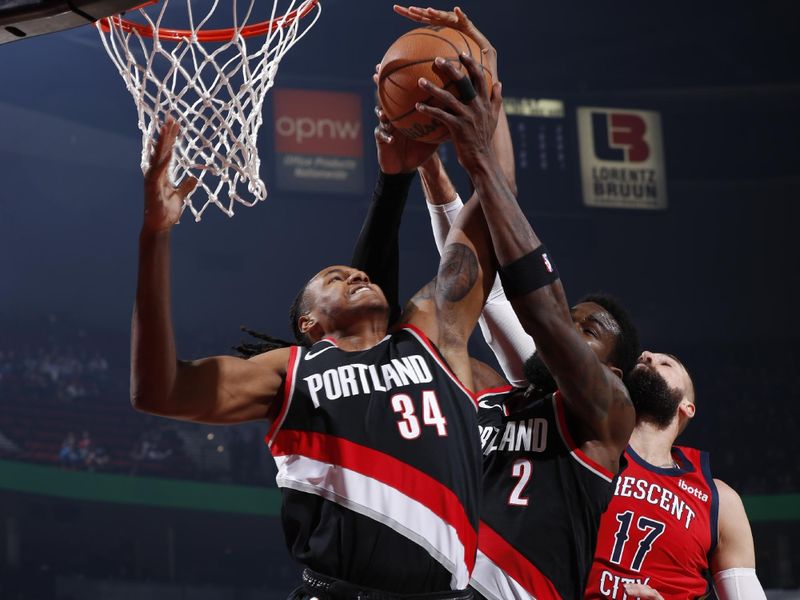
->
xmin=438 ymin=243 xmax=479 ymax=302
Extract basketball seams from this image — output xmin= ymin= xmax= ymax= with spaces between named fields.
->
xmin=399 ymin=30 xmax=463 ymax=56
xmin=454 ymin=30 xmax=475 ymax=60
xmin=379 ymin=57 xmax=463 ymax=82
xmin=378 ymin=29 xmax=467 ymax=83
xmin=378 ymin=26 xmax=492 ymax=143
xmin=385 ymin=77 xmax=460 ymax=122
xmin=453 ymin=30 xmax=488 ymax=79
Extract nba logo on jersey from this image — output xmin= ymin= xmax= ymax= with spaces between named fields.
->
xmin=577 ymin=107 xmax=668 ymax=210
xmin=542 ymin=253 xmax=553 ymax=273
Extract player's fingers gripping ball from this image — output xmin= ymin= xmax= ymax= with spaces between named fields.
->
xmin=378 ymin=26 xmax=494 ymax=144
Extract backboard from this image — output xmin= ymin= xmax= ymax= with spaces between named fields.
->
xmin=0 ymin=0 xmax=140 ymax=44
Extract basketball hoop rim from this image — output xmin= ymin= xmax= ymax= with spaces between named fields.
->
xmin=97 ymin=0 xmax=319 ymax=42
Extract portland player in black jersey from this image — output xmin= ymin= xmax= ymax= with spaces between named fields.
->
xmin=411 ymin=136 xmax=640 ymax=598
xmin=386 ymin=8 xmax=639 ymax=599
xmin=130 ymin=111 xmax=502 ymax=598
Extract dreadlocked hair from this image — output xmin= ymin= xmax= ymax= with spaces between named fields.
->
xmin=578 ymin=292 xmax=641 ymax=380
xmin=289 ymin=280 xmax=313 ymax=347
xmin=235 ymin=279 xmax=314 ymax=357
xmin=234 ymin=327 xmax=294 ymax=358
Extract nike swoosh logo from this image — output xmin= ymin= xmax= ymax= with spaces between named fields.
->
xmin=478 ymin=400 xmax=504 ymax=411
xmin=304 ymin=345 xmax=337 ymax=361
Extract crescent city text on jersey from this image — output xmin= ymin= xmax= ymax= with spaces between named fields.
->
xmin=613 ymin=475 xmax=702 ymax=529
xmin=303 ymin=355 xmax=434 ymax=407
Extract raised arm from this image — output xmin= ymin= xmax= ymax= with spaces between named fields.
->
xmin=350 ymin=168 xmax=413 ymax=327
xmin=399 ymin=5 xmax=535 ymax=390
xmin=350 ymin=101 xmax=438 ymax=326
xmin=401 ymin=179 xmax=496 ymax=390
xmin=419 ymin=122 xmax=534 ymax=389
xmin=415 ymin=46 xmax=633 ymax=468
xmin=132 ymin=119 xmax=288 ymax=424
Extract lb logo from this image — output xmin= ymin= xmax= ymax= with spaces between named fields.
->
xmin=591 ymin=112 xmax=650 ymax=163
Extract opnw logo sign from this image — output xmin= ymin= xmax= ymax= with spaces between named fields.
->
xmin=274 ymin=89 xmax=363 ymax=157
xmin=591 ymin=111 xmax=650 ymax=162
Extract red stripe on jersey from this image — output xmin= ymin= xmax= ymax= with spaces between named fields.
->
xmin=475 ymin=385 xmax=514 ymax=399
xmin=553 ymin=391 xmax=615 ymax=481
xmin=400 ymin=324 xmax=477 ymax=408
xmin=478 ymin=521 xmax=562 ymax=600
xmin=264 ymin=346 xmax=300 ymax=447
xmin=476 ymin=385 xmax=513 ymax=416
xmin=272 ymin=429 xmax=477 ymax=572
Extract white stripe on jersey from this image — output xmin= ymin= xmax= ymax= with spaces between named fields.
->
xmin=274 ymin=453 xmax=471 ymax=589
xmin=470 ymin=550 xmax=536 ymax=600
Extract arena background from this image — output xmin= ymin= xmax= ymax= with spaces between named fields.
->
xmin=1 ymin=0 xmax=799 ymax=597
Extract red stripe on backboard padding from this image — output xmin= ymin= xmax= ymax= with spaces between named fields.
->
xmin=478 ymin=521 xmax=562 ymax=600
xmin=271 ymin=429 xmax=477 ymax=571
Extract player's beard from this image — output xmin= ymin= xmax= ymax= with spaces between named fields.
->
xmin=522 ymin=351 xmax=558 ymax=399
xmin=627 ymin=366 xmax=682 ymax=429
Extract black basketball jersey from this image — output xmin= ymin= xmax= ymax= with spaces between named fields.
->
xmin=265 ymin=325 xmax=482 ymax=593
xmin=471 ymin=390 xmax=622 ymax=600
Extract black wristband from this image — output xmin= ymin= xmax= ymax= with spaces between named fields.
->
xmin=498 ymin=246 xmax=559 ymax=299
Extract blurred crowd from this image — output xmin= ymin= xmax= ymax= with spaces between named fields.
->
xmin=0 ymin=323 xmax=272 ymax=486
xmin=0 ymin=322 xmax=798 ymax=494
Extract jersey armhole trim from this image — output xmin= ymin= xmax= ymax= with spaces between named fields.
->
xmin=475 ymin=385 xmax=514 ymax=398
xmin=552 ymin=392 xmax=615 ymax=482
xmin=475 ymin=386 xmax=514 ymax=416
xmin=264 ymin=345 xmax=301 ymax=448
xmin=700 ymin=450 xmax=720 ymax=559
xmin=400 ymin=324 xmax=478 ymax=408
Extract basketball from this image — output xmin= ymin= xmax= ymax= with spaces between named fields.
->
xmin=378 ymin=26 xmax=494 ymax=144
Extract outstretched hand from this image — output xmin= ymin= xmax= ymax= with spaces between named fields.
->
xmin=393 ymin=5 xmax=498 ymax=80
xmin=416 ymin=53 xmax=502 ymax=172
xmin=143 ymin=118 xmax=197 ymax=233
xmin=373 ymin=65 xmax=438 ymax=174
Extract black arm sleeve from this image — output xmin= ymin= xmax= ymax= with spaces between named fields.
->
xmin=351 ymin=170 xmax=415 ymax=326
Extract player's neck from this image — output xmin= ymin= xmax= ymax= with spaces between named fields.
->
xmin=324 ymin=320 xmax=388 ymax=351
xmin=629 ymin=422 xmax=680 ymax=468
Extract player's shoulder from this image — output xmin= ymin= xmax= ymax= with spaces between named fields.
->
xmin=247 ymin=345 xmax=294 ymax=372
xmin=713 ymin=478 xmax=744 ymax=508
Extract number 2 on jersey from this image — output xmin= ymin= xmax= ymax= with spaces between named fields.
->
xmin=508 ymin=458 xmax=533 ymax=506
xmin=610 ymin=510 xmax=666 ymax=572
xmin=391 ymin=391 xmax=448 ymax=440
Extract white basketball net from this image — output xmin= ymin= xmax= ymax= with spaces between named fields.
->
xmin=97 ymin=0 xmax=321 ymax=221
